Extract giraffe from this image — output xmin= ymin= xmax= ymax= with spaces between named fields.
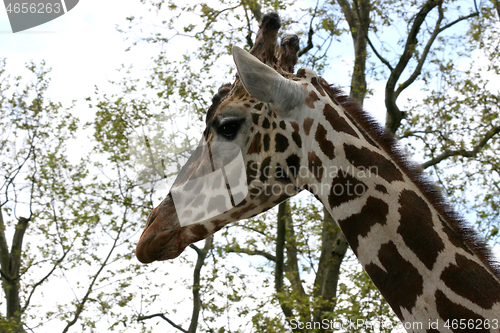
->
xmin=136 ymin=12 xmax=500 ymax=332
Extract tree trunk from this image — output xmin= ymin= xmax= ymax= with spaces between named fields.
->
xmin=312 ymin=208 xmax=349 ymax=329
xmin=0 ymin=212 xmax=28 ymax=333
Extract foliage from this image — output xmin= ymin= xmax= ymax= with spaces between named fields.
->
xmin=120 ymin=0 xmax=500 ymax=332
xmin=0 ymin=0 xmax=499 ymax=332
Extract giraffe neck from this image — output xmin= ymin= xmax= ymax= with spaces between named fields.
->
xmin=299 ymin=84 xmax=500 ymax=330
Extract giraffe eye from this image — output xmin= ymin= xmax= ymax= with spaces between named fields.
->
xmin=216 ymin=118 xmax=244 ymax=139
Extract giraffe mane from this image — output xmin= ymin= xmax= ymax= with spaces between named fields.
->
xmin=319 ymin=80 xmax=500 ymax=277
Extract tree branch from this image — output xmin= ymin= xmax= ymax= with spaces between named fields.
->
xmin=9 ymin=217 xmax=29 ymax=277
xmin=337 ymin=0 xmax=357 ymax=36
xmin=187 ymin=235 xmax=212 ymax=333
xmin=385 ymin=0 xmax=441 ymax=133
xmin=62 ymin=207 xmax=129 ymax=333
xmin=437 ymin=11 xmax=479 ymax=33
xmin=298 ymin=1 xmax=319 ymax=58
xmin=298 ymin=27 xmax=314 ymax=57
xmin=22 ymin=242 xmax=73 ymax=313
xmin=0 ymin=208 xmax=12 ymax=280
xmin=396 ymin=9 xmax=479 ymax=98
xmin=275 ymin=202 xmax=294 ymax=319
xmin=421 ymin=125 xmax=500 ymax=169
xmin=366 ymin=35 xmax=393 ymax=71
xmin=224 ymin=246 xmax=276 ymax=262
xmin=137 ymin=313 xmax=188 ymax=333
xmin=395 ymin=4 xmax=444 ymax=98
xmin=285 ymin=206 xmax=306 ymax=298
xmin=312 ymin=208 xmax=348 ymax=325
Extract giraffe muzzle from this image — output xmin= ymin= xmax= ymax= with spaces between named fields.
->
xmin=136 ymin=196 xmax=187 ymax=263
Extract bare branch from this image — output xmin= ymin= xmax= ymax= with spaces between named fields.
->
xmin=62 ymin=207 xmax=129 ymax=333
xmin=312 ymin=208 xmax=348 ymax=322
xmin=437 ymin=11 xmax=479 ymax=33
xmin=224 ymin=246 xmax=276 ymax=261
xmin=196 ymin=5 xmax=242 ymax=37
xmin=385 ymin=0 xmax=440 ymax=133
xmin=275 ymin=202 xmax=294 ymax=319
xmin=187 ymin=235 xmax=212 ymax=333
xmin=298 ymin=27 xmax=314 ymax=57
xmin=396 ymin=9 xmax=480 ymax=98
xmin=285 ymin=210 xmax=306 ymax=298
xmin=366 ymin=35 xmax=393 ymax=71
xmin=9 ymin=217 xmax=29 ymax=277
xmin=22 ymin=242 xmax=73 ymax=313
xmin=298 ymin=0 xmax=319 ymax=58
xmin=0 ymin=208 xmax=11 ymax=279
xmin=421 ymin=126 xmax=500 ymax=169
xmin=137 ymin=313 xmax=188 ymax=333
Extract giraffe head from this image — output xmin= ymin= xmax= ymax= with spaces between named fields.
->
xmin=136 ymin=13 xmax=328 ymax=263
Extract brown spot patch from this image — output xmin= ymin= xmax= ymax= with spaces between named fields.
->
xmin=263 ymin=133 xmax=270 ymax=152
xmin=275 ymin=133 xmax=289 ymax=152
xmin=311 ymin=77 xmax=326 ymax=96
xmin=290 ymin=122 xmax=302 ymax=148
xmin=323 ymin=104 xmax=359 ymax=138
xmin=231 ymin=203 xmax=257 ymax=219
xmin=375 ymin=184 xmax=388 ymax=194
xmin=303 ymin=118 xmax=314 ymax=136
xmin=254 ymin=103 xmax=264 ymax=110
xmin=190 ymin=223 xmax=209 ymax=239
xmin=248 ymin=132 xmax=262 ymax=154
xmin=364 ymin=241 xmax=424 ymax=320
xmin=252 ymin=113 xmax=260 ymax=125
xmin=441 ymin=254 xmax=500 ymax=309
xmin=435 ymin=290 xmax=487 ymax=332
xmin=286 ymin=154 xmax=300 ymax=179
xmin=262 ymin=117 xmax=271 ymax=129
xmin=249 ymin=187 xmax=260 ymax=199
xmin=328 ymin=173 xmax=367 ymax=208
xmin=260 ymin=156 xmax=272 ymax=183
xmin=246 ymin=160 xmax=258 ymax=185
xmin=338 ymin=196 xmax=388 ymax=255
xmin=343 ymin=144 xmax=404 ymax=183
xmin=296 ymin=68 xmax=307 ymax=78
xmin=275 ymin=164 xmax=292 ymax=184
xmin=308 ymin=152 xmax=323 ymax=183
xmin=398 ymin=190 xmax=444 ymax=270
xmin=279 ymin=121 xmax=286 ymax=129
xmin=315 ymin=123 xmax=335 ymax=159
xmin=305 ymin=90 xmax=320 ymax=108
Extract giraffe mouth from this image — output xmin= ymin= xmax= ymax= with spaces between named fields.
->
xmin=136 ymin=195 xmax=187 ymax=263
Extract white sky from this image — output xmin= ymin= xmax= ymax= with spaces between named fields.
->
xmin=0 ymin=0 xmax=158 ymax=108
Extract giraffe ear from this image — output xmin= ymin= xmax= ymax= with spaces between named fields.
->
xmin=232 ymin=46 xmax=304 ymax=114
